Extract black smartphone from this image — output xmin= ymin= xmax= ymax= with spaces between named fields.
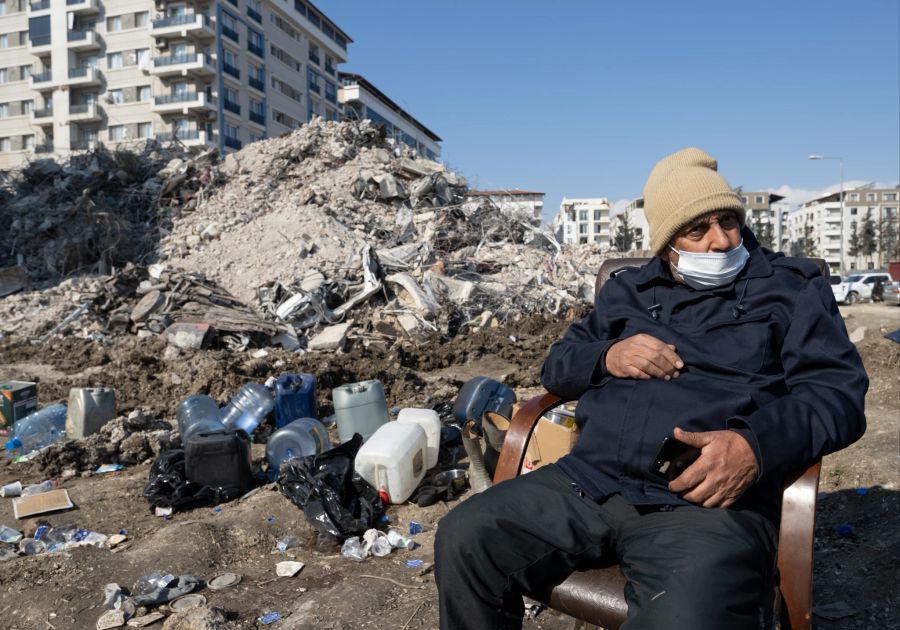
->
xmin=649 ymin=436 xmax=701 ymax=482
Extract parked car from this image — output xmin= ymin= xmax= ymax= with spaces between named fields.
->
xmin=884 ymin=281 xmax=900 ymax=306
xmin=841 ymin=272 xmax=894 ymax=304
xmin=830 ymin=275 xmax=846 ymax=303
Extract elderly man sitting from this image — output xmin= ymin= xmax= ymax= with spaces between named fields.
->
xmin=434 ymin=147 xmax=867 ymax=630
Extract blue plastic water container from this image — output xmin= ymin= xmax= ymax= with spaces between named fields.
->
xmin=274 ymin=374 xmax=317 ymax=429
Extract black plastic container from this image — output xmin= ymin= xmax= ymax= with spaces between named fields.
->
xmin=184 ymin=429 xmax=252 ymax=494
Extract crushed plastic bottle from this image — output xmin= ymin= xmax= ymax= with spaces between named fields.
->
xmin=21 ymin=480 xmax=57 ymax=496
xmin=5 ymin=404 xmax=67 ymax=459
xmin=340 ymin=536 xmax=366 ymax=562
xmin=19 ymin=538 xmax=46 ymax=555
xmin=0 ymin=525 xmax=23 ymax=543
xmin=387 ymin=528 xmax=414 ymax=550
xmin=276 ymin=535 xmax=300 ymax=553
xmin=363 ymin=529 xmax=392 ymax=557
xmin=134 ymin=571 xmax=176 ymax=595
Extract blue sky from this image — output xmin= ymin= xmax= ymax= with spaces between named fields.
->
xmin=316 ymin=0 xmax=899 ymax=220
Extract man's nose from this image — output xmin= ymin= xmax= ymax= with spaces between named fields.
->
xmin=707 ymin=223 xmax=732 ymax=252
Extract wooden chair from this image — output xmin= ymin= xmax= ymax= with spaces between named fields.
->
xmin=493 ymin=257 xmax=827 ymax=630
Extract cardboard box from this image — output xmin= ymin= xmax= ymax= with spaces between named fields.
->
xmin=522 ymin=417 xmax=580 ymax=473
xmin=0 ymin=381 xmax=38 ymax=429
xmin=13 ymin=488 xmax=73 ymax=519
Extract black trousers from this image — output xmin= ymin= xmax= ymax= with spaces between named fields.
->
xmin=435 ymin=465 xmax=777 ymax=630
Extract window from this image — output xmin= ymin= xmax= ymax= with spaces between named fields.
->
xmin=865 ymin=192 xmax=876 ymax=201
xmin=272 ymin=108 xmax=301 ymax=129
xmin=106 ymin=15 xmax=122 ymax=32
xmin=250 ymin=98 xmax=264 ymax=115
xmin=23 ymin=134 xmax=34 ymax=150
xmin=135 ymin=11 xmax=149 ymax=28
xmin=0 ymin=68 xmax=7 ymax=83
xmin=21 ymin=99 xmax=32 ymax=114
xmin=137 ymin=122 xmax=152 ymax=138
xmin=325 ymin=80 xmax=336 ymax=104
xmin=138 ymin=85 xmax=151 ymax=101
xmin=0 ymin=34 xmax=7 ymax=48
xmin=0 ymin=102 xmax=7 ymax=117
xmin=850 ymin=207 xmax=858 ymax=215
xmin=248 ymin=28 xmax=263 ymax=56
xmin=108 ymin=89 xmax=123 ymax=104
xmin=135 ymin=48 xmax=149 ymax=66
xmin=308 ymin=43 xmax=320 ymax=65
xmin=325 ymin=55 xmax=335 ymax=75
xmin=593 ymin=210 xmax=601 ymax=221
xmin=107 ymin=52 xmax=123 ymax=69
xmin=848 ymin=193 xmax=859 ymax=201
xmin=224 ymin=122 xmax=238 ymax=139
xmin=594 ymin=224 xmax=601 ymax=233
xmin=270 ymin=13 xmax=299 ymax=39
xmin=579 ymin=210 xmax=587 ymax=221
xmin=108 ymin=125 xmax=125 ymax=141
xmin=0 ymin=138 xmax=9 ymax=152
xmin=884 ymin=192 xmax=898 ymax=201
xmin=755 ymin=195 xmax=764 ymax=204
xmin=307 ymin=67 xmax=319 ymax=93
xmin=578 ymin=223 xmax=587 ymax=234
xmin=270 ymin=44 xmax=301 ymax=71
xmin=223 ymin=48 xmax=237 ymax=66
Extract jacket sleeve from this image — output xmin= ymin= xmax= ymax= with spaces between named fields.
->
xmin=727 ymin=274 xmax=868 ymax=478
xmin=540 ymin=282 xmax=621 ymax=399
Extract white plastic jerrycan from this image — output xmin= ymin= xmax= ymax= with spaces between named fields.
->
xmin=396 ymin=408 xmax=441 ymax=470
xmin=354 ymin=421 xmax=427 ymax=504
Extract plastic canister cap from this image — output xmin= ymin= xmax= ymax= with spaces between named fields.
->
xmin=6 ymin=437 xmax=22 ymax=451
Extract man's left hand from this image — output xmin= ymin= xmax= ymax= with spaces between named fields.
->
xmin=667 ymin=427 xmax=758 ymax=508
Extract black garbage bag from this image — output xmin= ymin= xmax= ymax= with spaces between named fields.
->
xmin=143 ymin=450 xmax=241 ymax=510
xmin=276 ymin=433 xmax=385 ymax=541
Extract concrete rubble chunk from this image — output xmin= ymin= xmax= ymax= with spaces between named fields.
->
xmin=386 ymin=273 xmax=440 ymax=319
xmin=307 ymin=322 xmax=351 ymax=351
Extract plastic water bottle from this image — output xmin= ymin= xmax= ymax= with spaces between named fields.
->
xmin=5 ymin=404 xmax=67 ymax=458
xmin=220 ymin=383 xmax=274 ymax=434
xmin=266 ymin=418 xmax=330 ymax=472
xmin=176 ymin=394 xmax=225 ymax=441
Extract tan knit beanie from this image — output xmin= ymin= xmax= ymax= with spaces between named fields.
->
xmin=643 ymin=147 xmax=745 ymax=253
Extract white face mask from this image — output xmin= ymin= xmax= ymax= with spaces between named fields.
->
xmin=668 ymin=239 xmax=750 ymax=290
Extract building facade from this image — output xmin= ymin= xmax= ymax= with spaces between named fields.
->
xmin=553 ymin=197 xmax=612 ymax=246
xmin=609 ymin=197 xmax=650 ymax=253
xmin=0 ymin=0 xmax=350 ymax=169
xmin=739 ymin=191 xmax=788 ymax=251
xmin=463 ymin=189 xmax=544 ymax=224
xmin=788 ymin=186 xmax=900 ymax=274
xmin=338 ymin=72 xmax=440 ymax=161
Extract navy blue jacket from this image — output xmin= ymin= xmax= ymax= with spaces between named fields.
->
xmin=542 ymin=233 xmax=868 ymax=523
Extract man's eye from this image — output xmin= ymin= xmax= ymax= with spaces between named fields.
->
xmin=720 ymin=215 xmax=738 ymax=228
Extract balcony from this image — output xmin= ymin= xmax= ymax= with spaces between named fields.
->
xmin=152 ymin=91 xmax=213 ymax=114
xmin=309 ymin=52 xmax=320 ymax=66
xmin=66 ymin=0 xmax=99 ymax=14
xmin=68 ymin=102 xmax=101 ymax=122
xmin=28 ymin=0 xmax=50 ymax=12
xmin=71 ymin=139 xmax=99 ymax=151
xmin=155 ymin=128 xmax=214 ymax=148
xmin=223 ymin=63 xmax=240 ymax=79
xmin=150 ymin=53 xmax=215 ymax=78
xmin=223 ymin=99 xmax=240 ymax=115
xmin=224 ymin=136 xmax=242 ymax=150
xmin=29 ymin=71 xmax=53 ymax=89
xmin=28 ymin=35 xmax=52 ymax=55
xmin=249 ymin=111 xmax=265 ymax=126
xmin=247 ymin=7 xmax=261 ymax=23
xmin=150 ymin=13 xmax=214 ymax=39
xmin=34 ymin=143 xmax=54 ymax=154
xmin=67 ymin=66 xmax=101 ymax=87
xmin=30 ymin=107 xmax=53 ymax=124
xmin=248 ymin=42 xmax=263 ymax=58
xmin=248 ymin=76 xmax=265 ymax=93
xmin=222 ymin=25 xmax=239 ymax=43
xmin=67 ymin=30 xmax=100 ymax=50
xmin=325 ymin=62 xmax=335 ymax=76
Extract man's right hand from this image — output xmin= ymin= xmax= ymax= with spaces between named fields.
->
xmin=605 ymin=334 xmax=684 ymax=380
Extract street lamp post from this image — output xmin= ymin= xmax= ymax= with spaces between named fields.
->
xmin=809 ymin=155 xmax=845 ymax=275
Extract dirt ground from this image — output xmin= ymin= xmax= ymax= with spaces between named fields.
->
xmin=0 ymin=304 xmax=897 ymax=629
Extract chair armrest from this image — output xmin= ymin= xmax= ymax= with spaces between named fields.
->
xmin=493 ymin=393 xmax=569 ymax=484
xmin=777 ymin=459 xmax=822 ymax=630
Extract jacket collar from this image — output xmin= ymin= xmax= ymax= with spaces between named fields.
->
xmin=633 ymin=226 xmax=774 ymax=290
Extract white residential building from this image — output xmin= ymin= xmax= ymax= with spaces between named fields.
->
xmin=0 ymin=0 xmax=351 ymax=170
xmin=553 ymin=197 xmax=612 ymax=246
xmin=788 ymin=186 xmax=900 ymax=274
xmin=463 ymin=189 xmax=544 ymax=224
xmin=738 ymin=191 xmax=788 ymax=251
xmin=338 ymin=72 xmax=440 ymax=161
xmin=610 ymin=197 xmax=651 ymax=253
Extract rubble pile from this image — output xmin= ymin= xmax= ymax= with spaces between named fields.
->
xmin=1 ymin=118 xmax=611 ymax=348
xmin=31 ymin=409 xmax=175 ymax=478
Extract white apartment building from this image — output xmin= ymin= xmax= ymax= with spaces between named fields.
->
xmin=739 ymin=191 xmax=789 ymax=251
xmin=789 ymin=186 xmax=900 ymax=274
xmin=610 ymin=197 xmax=651 ymax=253
xmin=338 ymin=72 xmax=440 ymax=161
xmin=0 ymin=0 xmax=351 ymax=169
xmin=552 ymin=197 xmax=612 ymax=247
xmin=463 ymin=189 xmax=544 ymax=224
